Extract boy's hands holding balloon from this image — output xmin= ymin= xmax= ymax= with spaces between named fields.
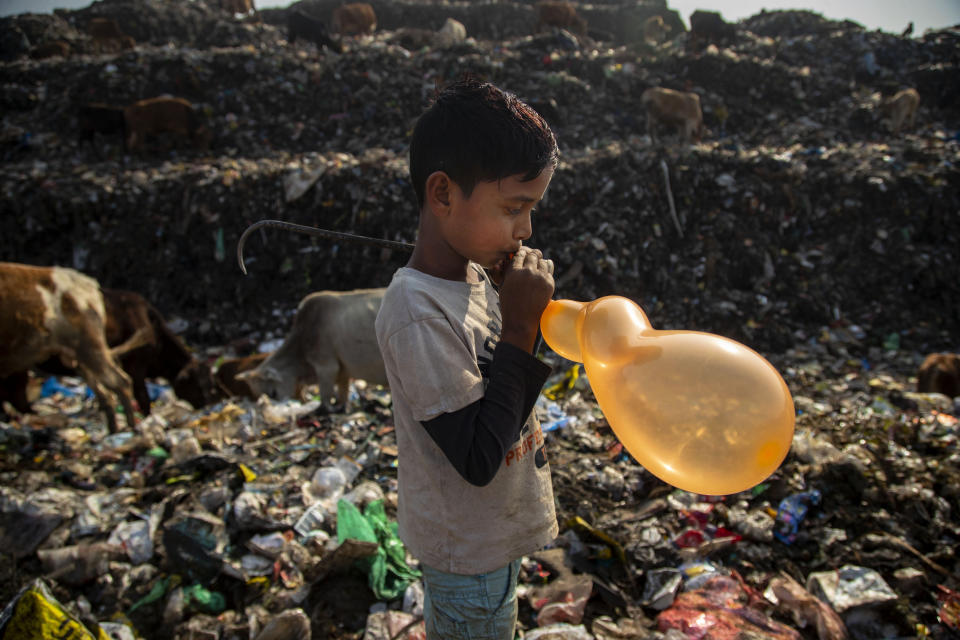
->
xmin=498 ymin=247 xmax=554 ymax=353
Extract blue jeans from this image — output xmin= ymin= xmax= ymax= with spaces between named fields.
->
xmin=421 ymin=559 xmax=521 ymax=640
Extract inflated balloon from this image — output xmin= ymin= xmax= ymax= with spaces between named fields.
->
xmin=540 ymin=296 xmax=795 ymax=495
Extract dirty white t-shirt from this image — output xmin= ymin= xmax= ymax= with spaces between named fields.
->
xmin=375 ymin=265 xmax=558 ymax=575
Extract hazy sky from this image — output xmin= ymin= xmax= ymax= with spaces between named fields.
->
xmin=2 ymin=0 xmax=958 ymax=36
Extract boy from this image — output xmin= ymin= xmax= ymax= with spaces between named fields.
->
xmin=375 ymin=78 xmax=559 ymax=639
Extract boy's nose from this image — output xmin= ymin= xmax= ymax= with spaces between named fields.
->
xmin=515 ymin=212 xmax=533 ymax=240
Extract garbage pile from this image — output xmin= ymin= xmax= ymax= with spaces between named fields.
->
xmin=1 ymin=0 xmax=959 ymax=638
xmin=1 ymin=0 xmax=957 ymax=353
xmin=0 ymin=338 xmax=958 ymax=639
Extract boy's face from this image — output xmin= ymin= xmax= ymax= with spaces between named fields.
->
xmin=442 ymin=168 xmax=555 ymax=270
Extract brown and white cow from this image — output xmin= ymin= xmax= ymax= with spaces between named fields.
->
xmin=238 ymin=289 xmax=387 ymax=410
xmin=0 ymin=263 xmax=136 ymax=432
xmin=917 ymin=353 xmax=960 ymax=398
xmin=124 ymin=97 xmax=212 ymax=153
xmin=1 ymin=286 xmax=226 ymax=418
xmin=535 ymin=1 xmax=587 ymax=36
xmin=331 ymin=3 xmax=377 ymax=36
xmin=880 ymin=88 xmax=920 ymax=134
xmin=640 ymin=86 xmax=704 ymax=144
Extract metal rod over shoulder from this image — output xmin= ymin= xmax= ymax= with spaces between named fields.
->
xmin=237 ymin=219 xmax=415 ymax=274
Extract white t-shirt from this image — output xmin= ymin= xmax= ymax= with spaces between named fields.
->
xmin=375 ymin=265 xmax=558 ymax=575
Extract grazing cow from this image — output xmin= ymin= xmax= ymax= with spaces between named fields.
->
xmin=238 ymin=289 xmax=387 ymax=409
xmin=98 ymin=289 xmax=227 ymax=412
xmin=880 ymin=88 xmax=920 ymax=134
xmin=640 ymin=86 xmax=704 ymax=144
xmin=30 ymin=40 xmax=70 ymax=59
xmin=287 ymin=10 xmax=343 ymax=51
xmin=917 ymin=353 xmax=960 ymax=398
xmin=123 ymin=97 xmax=212 ymax=153
xmin=0 ymin=288 xmax=225 ymax=416
xmin=535 ymin=1 xmax=587 ymax=36
xmin=437 ymin=17 xmax=467 ymax=47
xmin=215 ymin=352 xmax=270 ymax=399
xmin=643 ymin=15 xmax=670 ymax=45
xmin=331 ymin=3 xmax=377 ymax=36
xmin=0 ymin=262 xmax=136 ymax=432
xmin=688 ymin=10 xmax=735 ymax=50
xmin=78 ymin=102 xmax=126 ymax=146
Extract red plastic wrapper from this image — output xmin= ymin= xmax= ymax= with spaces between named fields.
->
xmin=938 ymin=584 xmax=960 ymax=630
xmin=658 ymin=574 xmax=801 ymax=640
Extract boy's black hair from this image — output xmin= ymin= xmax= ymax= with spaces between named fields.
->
xmin=409 ymin=77 xmax=559 ymax=209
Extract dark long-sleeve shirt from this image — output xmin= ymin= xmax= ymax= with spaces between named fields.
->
xmin=421 ymin=341 xmax=552 ymax=486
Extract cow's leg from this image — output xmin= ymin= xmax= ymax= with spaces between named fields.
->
xmin=103 ymin=365 xmax=137 ymax=430
xmin=126 ymin=360 xmax=150 ymax=416
xmin=0 ymin=371 xmax=32 ymax=414
xmin=76 ymin=362 xmax=121 ymax=432
xmin=335 ymin=367 xmax=351 ymax=410
xmin=312 ymin=361 xmax=340 ymax=410
xmin=75 ymin=340 xmax=137 ymax=431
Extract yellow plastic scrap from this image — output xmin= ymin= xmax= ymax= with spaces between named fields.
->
xmin=1 ymin=580 xmax=110 ymax=640
xmin=543 ymin=365 xmax=581 ymax=400
xmin=238 ymin=463 xmax=258 ymax=483
xmin=563 ymin=516 xmax=627 ymax=567
xmin=246 ymin=576 xmax=270 ymax=598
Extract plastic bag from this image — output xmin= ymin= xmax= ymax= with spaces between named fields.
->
xmin=0 ymin=579 xmax=110 ymax=640
xmin=337 ymin=498 xmax=421 ymax=600
xmin=774 ymin=490 xmax=821 ymax=544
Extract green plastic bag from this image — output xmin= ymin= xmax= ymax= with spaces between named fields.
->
xmin=337 ymin=498 xmax=420 ymax=600
xmin=182 ymin=584 xmax=226 ymax=614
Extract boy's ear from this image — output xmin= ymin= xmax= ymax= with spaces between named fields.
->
xmin=425 ymin=171 xmax=452 ymax=215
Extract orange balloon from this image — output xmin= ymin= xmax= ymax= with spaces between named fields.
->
xmin=540 ymin=296 xmax=795 ymax=495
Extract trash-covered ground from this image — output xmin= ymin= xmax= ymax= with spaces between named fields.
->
xmin=2 ymin=0 xmax=958 ymax=352
xmin=1 ymin=0 xmax=959 ymax=638
xmin=1 ymin=343 xmax=958 ymax=639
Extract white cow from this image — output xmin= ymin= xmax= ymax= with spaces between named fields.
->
xmin=239 ymin=288 xmax=387 ymax=409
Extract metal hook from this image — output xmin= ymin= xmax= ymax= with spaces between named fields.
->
xmin=237 ymin=219 xmax=414 ymax=274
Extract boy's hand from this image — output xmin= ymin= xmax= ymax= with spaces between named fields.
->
xmin=499 ymin=247 xmax=554 ymax=353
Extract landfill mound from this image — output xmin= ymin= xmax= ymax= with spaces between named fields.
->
xmin=1 ymin=1 xmax=960 ymax=638
xmin=2 ymin=0 xmax=958 ymax=354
